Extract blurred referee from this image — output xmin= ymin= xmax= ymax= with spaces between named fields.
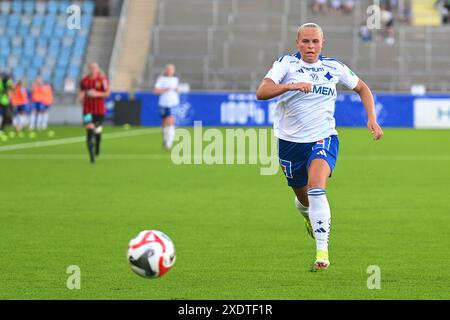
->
xmin=79 ymin=63 xmax=110 ymax=164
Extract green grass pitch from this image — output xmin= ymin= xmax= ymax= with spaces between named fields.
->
xmin=0 ymin=126 xmax=449 ymax=299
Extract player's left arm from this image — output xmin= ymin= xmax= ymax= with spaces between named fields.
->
xmin=353 ymin=79 xmax=384 ymax=141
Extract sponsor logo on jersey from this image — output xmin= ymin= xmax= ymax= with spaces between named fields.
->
xmin=302 ymin=67 xmax=325 ymax=72
xmin=312 ymin=85 xmax=336 ymax=96
xmin=310 ymin=74 xmax=319 ymax=82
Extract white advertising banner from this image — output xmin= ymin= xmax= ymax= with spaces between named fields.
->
xmin=414 ymin=99 xmax=450 ymax=128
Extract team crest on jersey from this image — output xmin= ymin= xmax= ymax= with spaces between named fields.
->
xmin=95 ymin=81 xmax=101 ymax=89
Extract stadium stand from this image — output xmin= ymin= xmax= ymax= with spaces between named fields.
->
xmin=142 ymin=0 xmax=450 ymax=93
xmin=0 ymin=0 xmax=95 ymax=92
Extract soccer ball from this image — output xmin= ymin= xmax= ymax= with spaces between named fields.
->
xmin=127 ymin=230 xmax=176 ymax=279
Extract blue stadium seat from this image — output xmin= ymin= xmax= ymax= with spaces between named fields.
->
xmin=66 ymin=28 xmax=78 ymax=37
xmin=53 ymin=78 xmax=64 ymax=91
xmin=0 ymin=58 xmax=6 ymax=70
xmin=33 ymin=56 xmax=44 ymax=69
xmin=44 ymin=14 xmax=56 ymax=26
xmin=44 ymin=56 xmax=56 ymax=68
xmin=83 ymin=1 xmax=95 ymax=15
xmin=0 ymin=15 xmax=7 ymax=26
xmin=30 ymin=25 xmax=41 ymax=38
xmin=47 ymin=0 xmax=59 ymax=15
xmin=26 ymin=67 xmax=39 ymax=83
xmin=8 ymin=54 xmax=19 ymax=66
xmin=35 ymin=1 xmax=47 ymax=15
xmin=41 ymin=26 xmax=54 ymax=39
xmin=11 ymin=36 xmax=23 ymax=48
xmin=23 ymin=47 xmax=36 ymax=59
xmin=56 ymin=14 xmax=66 ymax=28
xmin=81 ymin=15 xmax=92 ymax=29
xmin=6 ymin=27 xmax=17 ymax=37
xmin=8 ymin=14 xmax=21 ymax=28
xmin=21 ymin=15 xmax=32 ymax=27
xmin=0 ymin=26 xmax=5 ymax=36
xmin=49 ymin=38 xmax=61 ymax=48
xmin=47 ymin=46 xmax=59 ymax=58
xmin=32 ymin=14 xmax=44 ymax=27
xmin=24 ymin=37 xmax=35 ymax=48
xmin=0 ymin=1 xmax=11 ymax=14
xmin=72 ymin=45 xmax=84 ymax=58
xmin=68 ymin=65 xmax=80 ymax=78
xmin=37 ymin=37 xmax=48 ymax=48
xmin=58 ymin=1 xmax=70 ymax=14
xmin=19 ymin=25 xmax=30 ymax=37
xmin=55 ymin=26 xmax=65 ymax=37
xmin=36 ymin=46 xmax=47 ymax=57
xmin=11 ymin=1 xmax=23 ymax=14
xmin=13 ymin=67 xmax=25 ymax=80
xmin=12 ymin=46 xmax=23 ymax=57
xmin=70 ymin=56 xmax=82 ymax=66
xmin=23 ymin=1 xmax=35 ymax=15
xmin=41 ymin=70 xmax=52 ymax=83
xmin=0 ymin=47 xmax=10 ymax=59
xmin=0 ymin=37 xmax=9 ymax=47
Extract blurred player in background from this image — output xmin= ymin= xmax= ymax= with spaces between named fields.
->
xmin=38 ymin=79 xmax=54 ymax=131
xmin=10 ymin=80 xmax=29 ymax=132
xmin=0 ymin=72 xmax=13 ymax=132
xmin=30 ymin=76 xmax=44 ymax=131
xmin=153 ymin=64 xmax=179 ymax=150
xmin=79 ymin=63 xmax=110 ymax=164
xmin=256 ymin=23 xmax=384 ymax=270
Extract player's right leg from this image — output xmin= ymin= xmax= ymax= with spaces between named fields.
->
xmin=83 ymin=113 xmax=96 ymax=164
xmin=278 ymin=138 xmax=313 ymax=239
xmin=160 ymin=107 xmax=172 ymax=150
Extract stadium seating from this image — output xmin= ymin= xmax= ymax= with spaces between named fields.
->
xmin=0 ymin=0 xmax=94 ymax=92
xmin=145 ymin=0 xmax=450 ymax=92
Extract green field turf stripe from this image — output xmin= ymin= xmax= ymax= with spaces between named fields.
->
xmin=0 ymin=154 xmax=449 ymax=161
xmin=0 ymin=128 xmax=160 ymax=152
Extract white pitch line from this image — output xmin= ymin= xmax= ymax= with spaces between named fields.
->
xmin=0 ymin=128 xmax=161 ymax=153
xmin=0 ymin=154 xmax=169 ymax=160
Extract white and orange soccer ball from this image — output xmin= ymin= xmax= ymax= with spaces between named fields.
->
xmin=127 ymin=230 xmax=176 ymax=279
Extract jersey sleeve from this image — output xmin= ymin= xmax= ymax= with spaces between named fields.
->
xmin=154 ymin=77 xmax=164 ymax=89
xmin=337 ymin=62 xmax=359 ymax=89
xmin=264 ymin=56 xmax=289 ymax=84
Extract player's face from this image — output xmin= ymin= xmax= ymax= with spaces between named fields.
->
xmin=165 ymin=65 xmax=175 ymax=77
xmin=89 ymin=63 xmax=99 ymax=75
xmin=296 ymin=28 xmax=323 ymax=63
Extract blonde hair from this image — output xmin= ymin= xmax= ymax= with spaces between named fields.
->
xmin=297 ymin=23 xmax=324 ymax=39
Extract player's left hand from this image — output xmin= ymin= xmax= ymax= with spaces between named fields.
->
xmin=368 ymin=120 xmax=384 ymax=141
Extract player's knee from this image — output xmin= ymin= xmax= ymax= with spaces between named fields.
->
xmin=307 ymin=178 xmax=326 ymax=190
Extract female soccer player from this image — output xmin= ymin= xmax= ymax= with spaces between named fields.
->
xmin=153 ymin=64 xmax=179 ymax=150
xmin=79 ymin=63 xmax=110 ymax=164
xmin=256 ymin=23 xmax=384 ymax=270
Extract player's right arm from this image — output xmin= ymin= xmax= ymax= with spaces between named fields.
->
xmin=256 ymin=56 xmax=311 ymax=100
xmin=153 ymin=77 xmax=171 ymax=95
xmin=256 ymin=79 xmax=312 ymax=100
